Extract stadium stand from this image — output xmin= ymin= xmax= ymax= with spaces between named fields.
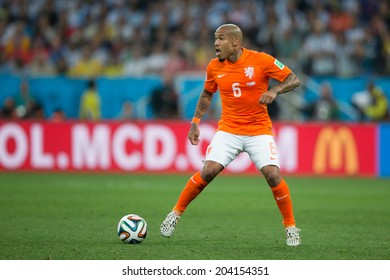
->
xmin=0 ymin=0 xmax=389 ymax=121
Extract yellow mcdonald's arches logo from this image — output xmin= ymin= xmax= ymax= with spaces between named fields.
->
xmin=313 ymin=127 xmax=358 ymax=175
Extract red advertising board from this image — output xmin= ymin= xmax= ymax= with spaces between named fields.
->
xmin=273 ymin=123 xmax=377 ymax=176
xmin=0 ymin=121 xmax=377 ymax=176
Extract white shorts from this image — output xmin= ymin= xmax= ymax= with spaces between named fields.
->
xmin=205 ymin=131 xmax=280 ymax=170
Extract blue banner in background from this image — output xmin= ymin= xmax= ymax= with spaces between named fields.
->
xmin=0 ymin=75 xmax=162 ymax=119
xmin=1 ymin=75 xmax=390 ymax=121
xmin=379 ymin=123 xmax=390 ymax=177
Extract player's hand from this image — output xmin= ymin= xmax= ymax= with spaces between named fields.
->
xmin=188 ymin=123 xmax=200 ymax=145
xmin=259 ymin=90 xmax=277 ymax=104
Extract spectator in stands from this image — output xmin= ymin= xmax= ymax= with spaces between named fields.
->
xmin=29 ymin=102 xmax=45 ymax=120
xmin=328 ymin=3 xmax=353 ymax=34
xmin=79 ymin=79 xmax=101 ymax=121
xmin=146 ymin=42 xmax=169 ymax=75
xmin=0 ymin=52 xmax=12 ymax=74
xmin=274 ymin=19 xmax=303 ymax=72
xmin=47 ymin=34 xmax=68 ymax=75
xmin=68 ymin=45 xmax=103 ymax=78
xmin=164 ymin=46 xmax=188 ymax=76
xmin=305 ymin=82 xmax=339 ymax=121
xmin=28 ymin=47 xmax=56 ymax=76
xmin=9 ymin=57 xmax=31 ymax=77
xmin=14 ymin=79 xmax=41 ymax=119
xmin=255 ymin=6 xmax=279 ymax=56
xmin=334 ymin=31 xmax=356 ymax=77
xmin=50 ymin=108 xmax=66 ymax=122
xmin=54 ymin=56 xmax=68 ymax=76
xmin=193 ymin=29 xmax=214 ymax=70
xmin=31 ymin=15 xmax=57 ymax=48
xmin=102 ymin=52 xmax=124 ymax=77
xmin=0 ymin=97 xmax=16 ymax=119
xmin=2 ymin=20 xmax=32 ymax=65
xmin=302 ymin=20 xmax=337 ymax=76
xmin=119 ymin=101 xmax=134 ymax=120
xmin=363 ymin=82 xmax=389 ymax=121
xmin=123 ymin=44 xmax=149 ymax=76
xmin=149 ymin=73 xmax=179 ymax=119
xmin=352 ymin=81 xmax=389 ymax=121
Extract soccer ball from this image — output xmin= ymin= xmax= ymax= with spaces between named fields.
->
xmin=117 ymin=214 xmax=148 ymax=244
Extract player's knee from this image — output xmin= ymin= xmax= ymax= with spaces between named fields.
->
xmin=201 ymin=162 xmax=223 ymax=182
xmin=263 ymin=169 xmax=281 ymax=187
xmin=200 ymin=168 xmax=218 ymax=182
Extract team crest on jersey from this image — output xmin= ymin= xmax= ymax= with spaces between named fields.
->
xmin=274 ymin=59 xmax=285 ymax=70
xmin=244 ymin=66 xmax=254 ymax=79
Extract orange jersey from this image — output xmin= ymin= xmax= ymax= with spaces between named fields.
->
xmin=204 ymin=48 xmax=292 ymax=136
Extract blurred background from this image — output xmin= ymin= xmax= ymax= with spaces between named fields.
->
xmin=0 ymin=0 xmax=389 ymax=176
xmin=0 ymin=0 xmax=389 ymax=121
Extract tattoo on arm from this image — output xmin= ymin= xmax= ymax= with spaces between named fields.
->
xmin=272 ymin=73 xmax=300 ymax=95
xmin=194 ymin=89 xmax=213 ymax=118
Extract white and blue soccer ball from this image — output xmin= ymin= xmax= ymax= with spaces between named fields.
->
xmin=117 ymin=214 xmax=148 ymax=244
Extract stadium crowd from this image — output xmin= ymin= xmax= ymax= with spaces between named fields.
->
xmin=0 ymin=0 xmax=389 ymax=78
xmin=0 ymin=0 xmax=389 ymax=121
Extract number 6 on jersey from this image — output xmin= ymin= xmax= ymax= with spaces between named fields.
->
xmin=232 ymin=82 xmax=242 ymax=97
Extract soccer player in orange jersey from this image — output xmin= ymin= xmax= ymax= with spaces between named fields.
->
xmin=160 ymin=24 xmax=301 ymax=246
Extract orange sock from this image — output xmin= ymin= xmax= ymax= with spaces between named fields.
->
xmin=173 ymin=172 xmax=208 ymax=213
xmin=270 ymin=178 xmax=296 ymax=227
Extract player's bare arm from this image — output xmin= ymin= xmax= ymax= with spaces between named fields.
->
xmin=259 ymin=72 xmax=300 ymax=105
xmin=188 ymin=88 xmax=213 ymax=145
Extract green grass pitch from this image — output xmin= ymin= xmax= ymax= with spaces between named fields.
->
xmin=0 ymin=172 xmax=389 ymax=260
